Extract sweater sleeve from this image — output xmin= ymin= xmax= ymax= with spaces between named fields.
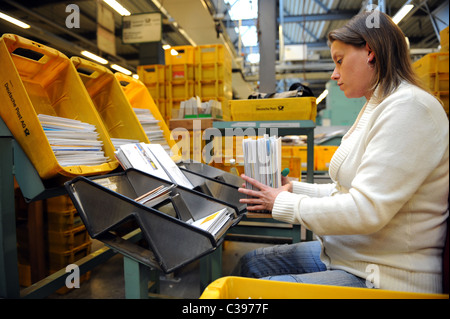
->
xmin=273 ymin=89 xmax=449 ymax=235
xmin=291 ymin=181 xmax=337 ymax=197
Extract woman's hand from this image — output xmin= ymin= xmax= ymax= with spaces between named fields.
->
xmin=238 ymin=174 xmax=292 ymax=212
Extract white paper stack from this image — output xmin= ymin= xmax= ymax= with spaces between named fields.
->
xmin=133 ymin=108 xmax=172 ymax=156
xmin=178 ymin=97 xmax=222 ymax=119
xmin=242 ymin=134 xmax=282 ymax=190
xmin=115 ymin=142 xmax=194 ymax=189
xmin=190 ymin=207 xmax=234 ymax=239
xmin=38 ymin=114 xmax=110 ymax=167
xmin=135 ymin=184 xmax=176 ymax=207
xmin=110 ymin=138 xmax=140 ymax=151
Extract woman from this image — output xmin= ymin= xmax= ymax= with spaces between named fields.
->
xmin=236 ymin=11 xmax=449 ymax=293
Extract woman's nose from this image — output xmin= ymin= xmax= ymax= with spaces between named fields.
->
xmin=331 ymin=68 xmax=340 ymax=80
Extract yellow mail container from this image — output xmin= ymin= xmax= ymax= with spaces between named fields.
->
xmin=0 ymin=34 xmax=118 ymax=179
xmin=413 ymin=52 xmax=449 ymax=77
xmin=315 ymin=145 xmax=338 ymax=171
xmin=440 ymin=26 xmax=449 ymax=52
xmin=137 ymin=64 xmax=165 ymax=84
xmin=230 ymin=97 xmax=317 ymax=121
xmin=200 ymin=276 xmax=448 ymax=299
xmin=114 ymin=73 xmax=180 ymax=159
xmin=194 ymin=44 xmax=231 ymax=66
xmin=165 ymin=45 xmax=195 ymax=65
xmin=71 ymin=57 xmax=149 ymax=145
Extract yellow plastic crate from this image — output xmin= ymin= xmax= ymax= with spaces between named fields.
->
xmin=418 ymin=72 xmax=449 ymax=92
xmin=281 ymin=146 xmax=301 ymax=180
xmin=230 ymin=97 xmax=317 ymax=122
xmin=71 ymin=57 xmax=149 ymax=145
xmin=146 ymin=82 xmax=166 ymax=100
xmin=200 ymin=276 xmax=448 ymax=299
xmin=166 ymin=80 xmax=195 ymax=100
xmin=47 ymin=225 xmax=90 ymax=252
xmin=137 ymin=64 xmax=165 ymax=84
xmin=48 ymin=241 xmax=91 ymax=270
xmin=292 ymin=146 xmax=308 ymax=171
xmin=46 ymin=208 xmax=83 ymax=232
xmin=195 ymin=64 xmax=232 ymax=82
xmin=195 ymin=81 xmax=227 ymax=98
xmin=165 ymin=64 xmax=195 ymax=81
xmin=165 ymin=45 xmax=195 ymax=65
xmin=45 ymin=194 xmax=75 ymax=212
xmin=114 ymin=73 xmax=180 ymax=158
xmin=156 ymin=98 xmax=167 ymax=120
xmin=194 ymin=44 xmax=231 ymax=66
xmin=437 ymin=91 xmax=449 ymax=115
xmin=413 ymin=52 xmax=449 ymax=76
xmin=315 ymin=145 xmax=338 ymax=171
xmin=441 ymin=26 xmax=449 ymax=52
xmin=0 ymin=34 xmax=118 ymax=179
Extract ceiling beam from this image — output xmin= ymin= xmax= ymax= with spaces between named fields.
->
xmin=281 ymin=10 xmax=358 ymax=23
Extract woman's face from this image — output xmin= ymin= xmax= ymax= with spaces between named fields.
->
xmin=330 ymin=40 xmax=375 ymax=100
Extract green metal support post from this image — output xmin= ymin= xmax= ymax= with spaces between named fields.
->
xmin=199 ymin=245 xmax=223 ymax=292
xmin=0 ymin=136 xmax=20 ymax=299
xmin=124 ymin=256 xmax=160 ymax=299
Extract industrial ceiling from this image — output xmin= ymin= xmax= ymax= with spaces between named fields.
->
xmin=0 ymin=0 xmax=448 ymax=99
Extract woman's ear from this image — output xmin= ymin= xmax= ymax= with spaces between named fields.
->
xmin=365 ymin=42 xmax=376 ymax=63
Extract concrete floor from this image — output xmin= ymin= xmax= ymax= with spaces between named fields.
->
xmin=46 ymin=239 xmax=272 ymax=299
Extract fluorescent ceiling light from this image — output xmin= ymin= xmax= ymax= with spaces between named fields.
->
xmin=81 ymin=51 xmax=108 ymax=65
xmin=111 ymin=64 xmax=132 ymax=75
xmin=162 ymin=44 xmax=171 ymax=50
xmin=392 ymin=4 xmax=414 ymax=24
xmin=103 ymin=0 xmax=131 ymax=16
xmin=0 ymin=11 xmax=30 ymax=29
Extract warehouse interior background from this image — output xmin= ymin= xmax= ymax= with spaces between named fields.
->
xmin=0 ymin=0 xmax=448 ymax=300
xmin=0 ymin=0 xmax=448 ymax=103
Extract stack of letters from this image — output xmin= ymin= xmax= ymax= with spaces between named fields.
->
xmin=38 ymin=114 xmax=109 ymax=167
xmin=115 ymin=142 xmax=193 ymax=189
xmin=242 ymin=134 xmax=282 ymax=190
xmin=133 ymin=108 xmax=171 ymax=155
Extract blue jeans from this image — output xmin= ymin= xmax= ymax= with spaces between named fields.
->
xmin=234 ymin=241 xmax=368 ymax=288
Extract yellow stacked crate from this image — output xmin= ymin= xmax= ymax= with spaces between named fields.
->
xmin=440 ymin=26 xmax=449 ymax=53
xmin=194 ymin=44 xmax=233 ymax=120
xmin=16 ymin=192 xmax=91 ymax=294
xmin=45 ymin=195 xmax=92 ymax=294
xmin=115 ymin=72 xmax=180 ymax=159
xmin=281 ymin=145 xmax=302 ymax=181
xmin=413 ymin=52 xmax=449 ymax=116
xmin=315 ymin=146 xmax=338 ymax=171
xmin=137 ymin=64 xmax=167 ymax=120
xmin=165 ymin=45 xmax=196 ymax=120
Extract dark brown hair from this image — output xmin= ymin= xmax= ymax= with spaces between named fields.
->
xmin=328 ymin=11 xmax=427 ymax=101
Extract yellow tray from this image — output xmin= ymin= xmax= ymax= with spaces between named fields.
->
xmin=0 ymin=34 xmax=118 ymax=179
xmin=71 ymin=57 xmax=149 ymax=145
xmin=200 ymin=276 xmax=448 ymax=299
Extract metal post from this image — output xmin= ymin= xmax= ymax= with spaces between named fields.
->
xmin=0 ymin=137 xmax=20 ymax=298
xmin=199 ymin=245 xmax=222 ymax=292
xmin=258 ymin=0 xmax=277 ymax=93
xmin=123 ymin=256 xmax=156 ymax=299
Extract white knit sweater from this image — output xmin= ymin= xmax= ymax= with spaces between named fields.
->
xmin=272 ymin=82 xmax=449 ymax=293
